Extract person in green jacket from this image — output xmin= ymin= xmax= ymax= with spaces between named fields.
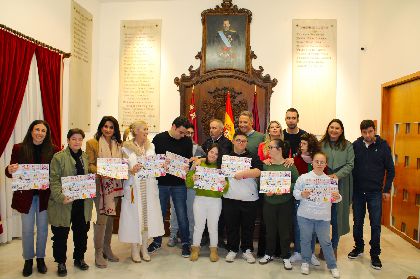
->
xmin=48 ymin=129 xmax=93 ymax=277
xmin=258 ymin=139 xmax=299 ymax=270
xmin=320 ymin=119 xmax=354 ymax=258
xmin=186 ymin=144 xmax=229 ymax=262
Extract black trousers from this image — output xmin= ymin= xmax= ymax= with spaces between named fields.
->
xmin=263 ymin=199 xmax=293 ymax=258
xmin=257 ymin=196 xmax=282 ymax=257
xmin=51 ymin=200 xmax=90 ymax=263
xmin=257 ymin=197 xmax=266 ymax=256
xmin=223 ymin=198 xmax=257 ymax=253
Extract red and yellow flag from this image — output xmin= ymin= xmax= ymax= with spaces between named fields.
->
xmin=224 ymin=91 xmax=235 ymax=140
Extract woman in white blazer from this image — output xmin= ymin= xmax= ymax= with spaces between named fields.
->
xmin=119 ymin=120 xmax=164 ymax=262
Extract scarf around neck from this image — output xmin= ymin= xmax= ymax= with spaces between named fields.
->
xmin=97 ymin=136 xmax=123 ymax=215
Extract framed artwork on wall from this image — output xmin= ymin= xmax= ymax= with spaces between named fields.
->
xmin=202 ymin=1 xmax=251 ymax=73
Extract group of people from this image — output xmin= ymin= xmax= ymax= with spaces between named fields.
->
xmin=5 ymin=108 xmax=395 ymax=279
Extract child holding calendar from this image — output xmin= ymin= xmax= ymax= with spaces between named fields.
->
xmin=293 ymin=151 xmax=341 ymax=278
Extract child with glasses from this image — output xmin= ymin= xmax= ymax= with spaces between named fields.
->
xmin=290 ymin=133 xmax=323 ymax=265
xmin=293 ymin=151 xmax=341 ymax=278
xmin=223 ymin=131 xmax=263 ymax=264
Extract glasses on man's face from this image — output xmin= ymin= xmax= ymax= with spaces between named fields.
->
xmin=268 ymin=145 xmax=278 ymax=150
xmin=235 ymin=139 xmax=247 ymax=144
xmin=313 ymin=160 xmax=326 ymax=165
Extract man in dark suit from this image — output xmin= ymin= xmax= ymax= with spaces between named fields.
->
xmin=202 ymin=118 xmax=232 ymax=157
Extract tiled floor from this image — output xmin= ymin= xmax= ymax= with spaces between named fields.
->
xmin=0 ymin=218 xmax=419 ymax=279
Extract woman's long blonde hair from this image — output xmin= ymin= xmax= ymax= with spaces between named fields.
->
xmin=263 ymin=120 xmax=284 ymax=155
xmin=123 ymin=120 xmax=151 ymax=150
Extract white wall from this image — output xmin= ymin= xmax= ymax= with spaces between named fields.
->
xmin=97 ymin=0 xmax=361 ymax=140
xmin=359 ymin=0 xmax=420 ymax=135
xmin=2 ymin=0 xmax=420 ymax=142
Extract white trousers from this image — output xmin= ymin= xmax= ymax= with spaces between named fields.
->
xmin=192 ymin=196 xmax=222 ymax=247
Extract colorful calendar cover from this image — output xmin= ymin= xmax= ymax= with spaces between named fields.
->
xmin=259 ymin=171 xmax=291 ymax=194
xmin=136 ymin=154 xmax=166 ymax=178
xmin=221 ymin=155 xmax=252 ymax=177
xmin=165 ymin=151 xmax=190 ymax=179
xmin=61 ymin=174 xmax=96 ymax=200
xmin=12 ymin=164 xmax=49 ymax=191
xmin=303 ymin=177 xmax=339 ymax=203
xmin=194 ymin=166 xmax=226 ymax=192
xmin=97 ymin=158 xmax=129 ymax=179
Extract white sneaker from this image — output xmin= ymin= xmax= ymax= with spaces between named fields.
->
xmin=311 ymin=254 xmax=320 ymax=266
xmin=225 ymin=251 xmax=237 ymax=263
xmin=290 ymin=252 xmax=302 ymax=263
xmin=301 ymin=263 xmax=310 ymax=275
xmin=258 ymin=255 xmax=274 ymax=265
xmin=330 ymin=268 xmax=340 ymax=278
xmin=242 ymin=249 xmax=256 ymax=264
xmin=283 ymin=259 xmax=293 ymax=270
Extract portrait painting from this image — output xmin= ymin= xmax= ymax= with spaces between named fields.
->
xmin=204 ymin=14 xmax=249 ymax=72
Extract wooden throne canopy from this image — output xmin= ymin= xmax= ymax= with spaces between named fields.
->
xmin=174 ymin=0 xmax=277 ymax=144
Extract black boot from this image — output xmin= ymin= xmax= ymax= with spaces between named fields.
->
xmin=74 ymin=259 xmax=89 ymax=271
xmin=36 ymin=258 xmax=47 ymax=274
xmin=57 ymin=263 xmax=67 ymax=277
xmin=22 ymin=259 xmax=33 ymax=277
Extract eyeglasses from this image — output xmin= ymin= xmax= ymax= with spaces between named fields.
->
xmin=234 ymin=139 xmax=247 ymax=144
xmin=313 ymin=160 xmax=326 ymax=165
xmin=268 ymin=146 xmax=278 ymax=150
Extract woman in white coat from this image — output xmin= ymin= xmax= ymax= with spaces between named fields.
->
xmin=119 ymin=120 xmax=164 ymax=262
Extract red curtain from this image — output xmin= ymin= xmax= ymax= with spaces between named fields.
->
xmin=35 ymin=47 xmax=62 ymax=147
xmin=0 ymin=29 xmax=36 ymax=156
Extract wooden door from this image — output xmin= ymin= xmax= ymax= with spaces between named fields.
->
xmin=381 ymin=72 xmax=420 ymax=248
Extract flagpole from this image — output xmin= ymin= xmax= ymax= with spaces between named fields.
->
xmin=252 ymin=84 xmax=260 ymax=132
xmin=189 ymin=85 xmax=198 ymax=143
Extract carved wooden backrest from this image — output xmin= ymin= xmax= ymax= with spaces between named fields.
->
xmin=174 ymin=0 xmax=277 ymax=145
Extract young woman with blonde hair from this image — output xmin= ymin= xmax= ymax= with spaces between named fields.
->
xmin=257 ymin=120 xmax=284 ymax=162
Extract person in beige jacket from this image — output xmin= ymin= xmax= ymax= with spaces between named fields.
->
xmin=86 ymin=116 xmax=123 ymax=268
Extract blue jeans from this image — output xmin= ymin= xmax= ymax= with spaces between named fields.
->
xmin=154 ymin=185 xmax=190 ymax=245
xmin=21 ymin=195 xmax=48 ymax=260
xmin=293 ymin=200 xmax=316 ymax=254
xmin=298 ymin=216 xmax=337 ymax=269
xmin=331 ymin=203 xmax=339 ymax=249
xmin=170 ymin=188 xmax=195 ymax=241
xmin=352 ymin=191 xmax=382 ymax=256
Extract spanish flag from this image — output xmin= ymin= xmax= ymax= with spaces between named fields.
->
xmin=224 ymin=91 xmax=235 ymax=140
